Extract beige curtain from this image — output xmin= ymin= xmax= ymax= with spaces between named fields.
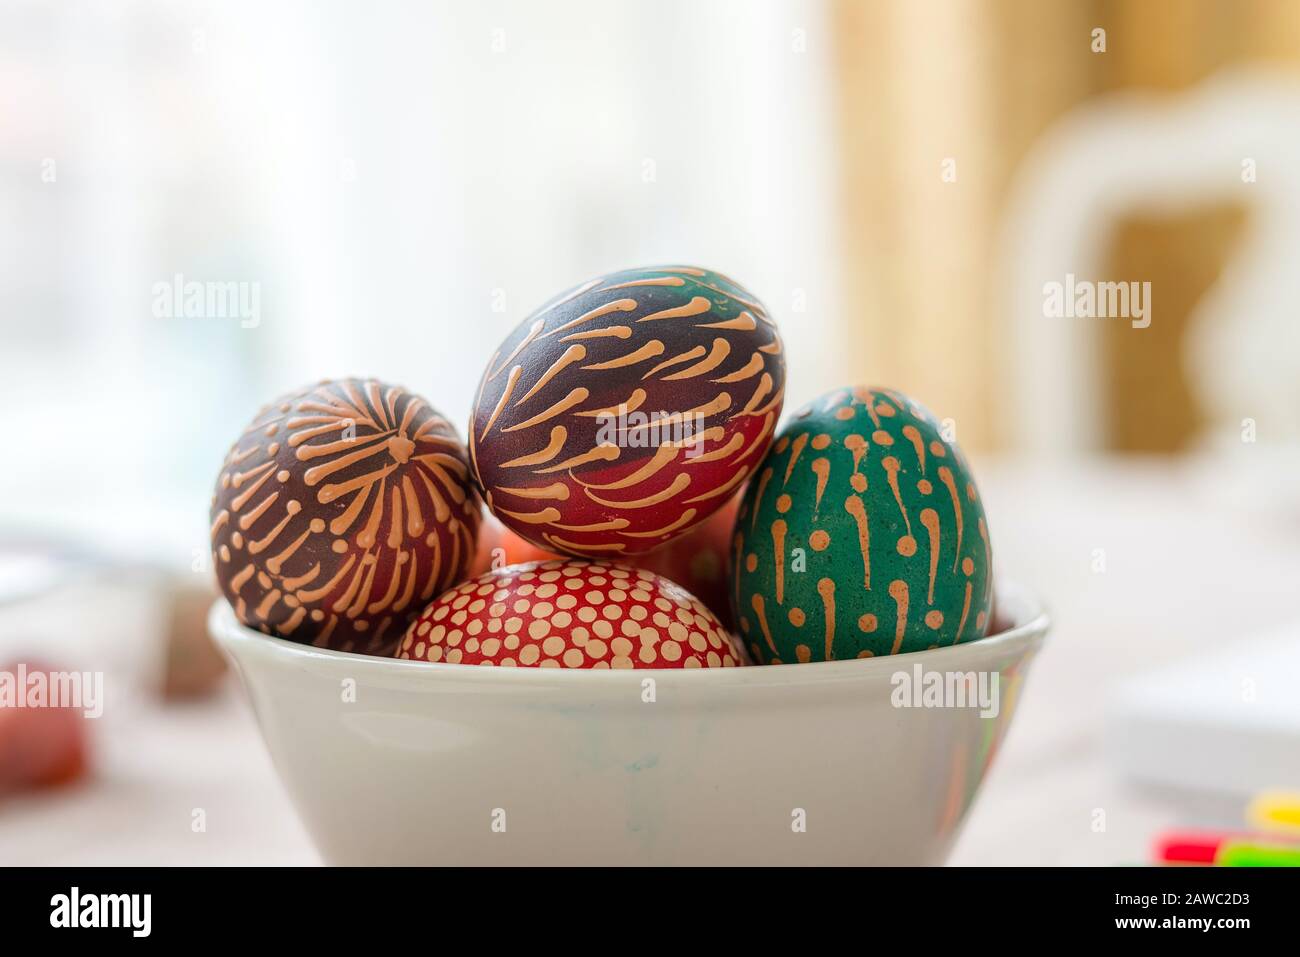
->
xmin=832 ymin=0 xmax=1300 ymax=453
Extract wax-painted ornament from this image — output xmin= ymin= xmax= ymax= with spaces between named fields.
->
xmin=470 ymin=498 xmax=740 ymax=631
xmin=470 ymin=265 xmax=784 ymax=556
xmin=211 ymin=378 xmax=480 ymax=656
xmin=470 ymin=513 xmax=558 ymax=576
xmin=397 ymin=559 xmax=744 ymax=669
xmin=632 ymin=496 xmax=739 ymax=632
xmin=731 ymin=387 xmax=992 ymax=663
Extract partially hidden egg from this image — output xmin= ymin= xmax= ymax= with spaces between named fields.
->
xmin=469 ymin=512 xmax=559 ymax=576
xmin=630 ymin=495 xmax=739 ymax=632
xmin=731 ymin=386 xmax=993 ymax=663
xmin=469 ymin=265 xmax=785 ymax=556
xmin=211 ymin=378 xmax=481 ymax=656
xmin=397 ymin=559 xmax=745 ymax=669
xmin=469 ymin=497 xmax=740 ymax=631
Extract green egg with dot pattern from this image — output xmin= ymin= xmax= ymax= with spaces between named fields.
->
xmin=730 ymin=386 xmax=993 ymax=663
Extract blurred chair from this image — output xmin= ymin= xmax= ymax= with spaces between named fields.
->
xmin=1001 ymin=70 xmax=1300 ymax=456
xmin=833 ymin=0 xmax=1300 ymax=456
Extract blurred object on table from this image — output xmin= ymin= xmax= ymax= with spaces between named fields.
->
xmin=0 ymin=659 xmax=91 ymax=795
xmin=1247 ymin=790 xmax=1300 ymax=834
xmin=1108 ymin=624 xmax=1300 ymax=796
xmin=0 ymin=531 xmax=220 ymax=707
xmin=159 ymin=577 xmax=226 ymax=700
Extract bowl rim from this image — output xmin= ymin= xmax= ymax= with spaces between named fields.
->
xmin=209 ymin=579 xmax=1049 ymax=689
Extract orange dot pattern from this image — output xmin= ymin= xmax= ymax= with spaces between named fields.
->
xmin=732 ymin=385 xmax=993 ymax=661
xmin=397 ymin=559 xmax=743 ymax=669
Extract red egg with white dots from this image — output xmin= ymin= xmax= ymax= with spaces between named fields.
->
xmin=396 ymin=559 xmax=744 ymax=669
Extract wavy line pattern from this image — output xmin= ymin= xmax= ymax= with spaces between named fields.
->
xmin=471 ymin=266 xmax=785 ymax=555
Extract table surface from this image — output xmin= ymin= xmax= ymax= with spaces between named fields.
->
xmin=2 ymin=456 xmax=1296 ymax=866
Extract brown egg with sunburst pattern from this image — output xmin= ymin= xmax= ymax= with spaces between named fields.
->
xmin=210 ymin=379 xmax=481 ymax=656
xmin=470 ymin=265 xmax=784 ymax=557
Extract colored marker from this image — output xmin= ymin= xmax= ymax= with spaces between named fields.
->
xmin=1155 ymin=831 xmax=1222 ymax=865
xmin=1153 ymin=830 xmax=1295 ymax=865
xmin=1216 ymin=841 xmax=1300 ymax=867
xmin=1246 ymin=791 xmax=1300 ymax=833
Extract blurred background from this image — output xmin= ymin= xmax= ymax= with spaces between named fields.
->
xmin=2 ymin=0 xmax=1298 ymax=865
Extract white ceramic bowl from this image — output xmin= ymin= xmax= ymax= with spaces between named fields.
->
xmin=210 ymin=582 xmax=1048 ymax=865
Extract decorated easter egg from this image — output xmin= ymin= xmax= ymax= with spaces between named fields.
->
xmin=632 ymin=495 xmax=739 ymax=631
xmin=731 ymin=387 xmax=993 ymax=663
xmin=469 ymin=513 xmax=560 ymax=576
xmin=469 ymin=502 xmax=738 ymax=630
xmin=210 ymin=378 xmax=481 ymax=657
xmin=469 ymin=265 xmax=784 ymax=557
xmin=397 ymin=559 xmax=745 ymax=669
